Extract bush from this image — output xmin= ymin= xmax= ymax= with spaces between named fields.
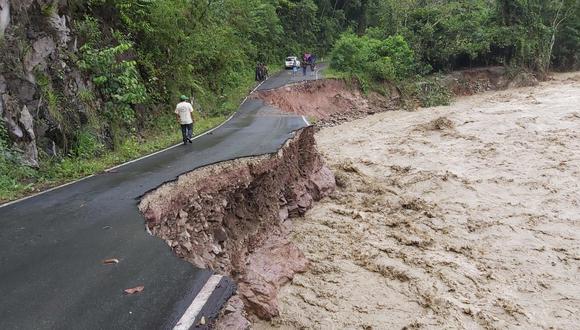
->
xmin=72 ymin=130 xmax=105 ymax=159
xmin=330 ymin=33 xmax=417 ymax=82
xmin=400 ymin=76 xmax=452 ymax=109
xmin=79 ymin=41 xmax=148 ymax=124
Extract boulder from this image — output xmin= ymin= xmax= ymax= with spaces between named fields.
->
xmin=47 ymin=10 xmax=70 ymax=47
xmin=23 ymin=37 xmax=56 ymax=78
xmin=214 ymin=295 xmax=251 ymax=330
xmin=238 ymin=235 xmax=308 ymax=319
xmin=310 ymin=165 xmax=336 ymax=199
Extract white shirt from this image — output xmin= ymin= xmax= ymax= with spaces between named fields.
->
xmin=175 ymin=101 xmax=194 ymax=124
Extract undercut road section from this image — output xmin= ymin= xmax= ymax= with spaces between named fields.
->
xmin=0 ymin=68 xmax=321 ymax=329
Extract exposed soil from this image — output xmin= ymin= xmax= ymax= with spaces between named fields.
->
xmin=255 ymin=72 xmax=580 ymax=329
xmin=139 ymin=127 xmax=335 ymax=325
xmin=253 ymin=79 xmax=399 ymax=127
xmin=442 ymin=66 xmax=539 ymax=96
xmin=254 ymin=68 xmax=540 ymax=130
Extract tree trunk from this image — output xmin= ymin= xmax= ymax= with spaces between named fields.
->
xmin=356 ymin=0 xmax=368 ymax=35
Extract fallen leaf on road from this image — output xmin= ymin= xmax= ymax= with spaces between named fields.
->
xmin=124 ymin=286 xmax=144 ymax=295
xmin=102 ymin=258 xmax=119 ymax=265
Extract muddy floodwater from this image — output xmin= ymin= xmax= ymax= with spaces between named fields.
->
xmin=255 ymin=73 xmax=580 ymax=329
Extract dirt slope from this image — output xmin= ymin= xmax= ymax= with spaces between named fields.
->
xmin=253 ymin=79 xmax=398 ymax=126
xmin=256 ymin=73 xmax=580 ymax=329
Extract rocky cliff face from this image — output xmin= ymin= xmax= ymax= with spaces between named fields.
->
xmin=1 ymin=0 xmax=97 ymax=166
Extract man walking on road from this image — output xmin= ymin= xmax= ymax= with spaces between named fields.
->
xmin=176 ymin=95 xmax=194 ymax=145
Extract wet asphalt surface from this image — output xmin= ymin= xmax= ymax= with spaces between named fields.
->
xmin=0 ymin=67 xmax=322 ymax=329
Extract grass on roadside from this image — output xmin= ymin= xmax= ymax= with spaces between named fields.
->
xmin=0 ymin=115 xmax=225 ymax=203
xmin=0 ymin=65 xmax=285 ymax=204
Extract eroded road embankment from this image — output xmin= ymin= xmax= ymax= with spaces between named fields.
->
xmin=253 ymin=78 xmax=398 ymax=127
xmin=137 ymin=77 xmax=390 ymax=327
xmin=139 ymin=126 xmax=335 ymax=328
xmin=252 ymin=67 xmax=540 ymax=129
xmin=136 ymin=68 xmax=547 ymax=328
xmin=257 ymin=73 xmax=580 ymax=329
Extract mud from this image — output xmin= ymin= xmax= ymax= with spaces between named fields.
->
xmin=256 ymin=72 xmax=580 ymax=329
xmin=253 ymin=79 xmax=398 ymax=127
xmin=139 ymin=127 xmax=335 ymax=322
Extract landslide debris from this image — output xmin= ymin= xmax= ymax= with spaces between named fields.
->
xmin=139 ymin=126 xmax=335 ymax=322
xmin=415 ymin=116 xmax=455 ymax=131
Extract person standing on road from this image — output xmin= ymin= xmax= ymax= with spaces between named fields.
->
xmin=301 ymin=56 xmax=308 ymax=76
xmin=256 ymin=63 xmax=268 ymax=81
xmin=255 ymin=62 xmax=262 ymax=81
xmin=310 ymin=54 xmax=317 ymax=72
xmin=175 ymin=95 xmax=194 ymax=145
xmin=261 ymin=63 xmax=269 ymax=80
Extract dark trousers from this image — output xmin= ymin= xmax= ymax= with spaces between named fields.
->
xmin=180 ymin=123 xmax=193 ymax=142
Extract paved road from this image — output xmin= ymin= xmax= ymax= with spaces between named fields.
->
xmin=0 ymin=67 xmax=322 ymax=329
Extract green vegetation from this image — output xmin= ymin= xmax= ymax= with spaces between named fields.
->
xmin=0 ymin=116 xmax=224 ymax=202
xmin=400 ymin=76 xmax=453 ymax=108
xmin=345 ymin=0 xmax=579 ymax=73
xmin=331 ymin=34 xmax=417 ymax=82
xmin=0 ymin=120 xmax=35 ymax=201
xmin=327 ymin=0 xmax=579 ymax=105
xmin=2 ymin=0 xmax=579 ymax=202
